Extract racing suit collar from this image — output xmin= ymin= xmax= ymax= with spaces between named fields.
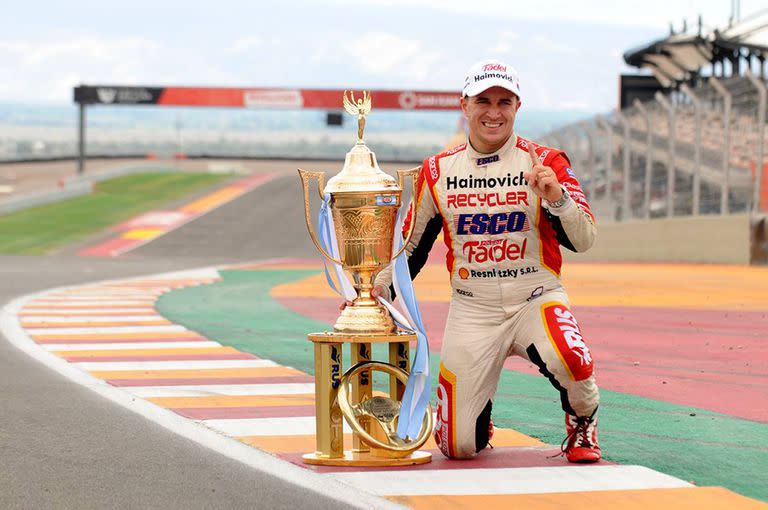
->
xmin=466 ymin=133 xmax=517 ymax=166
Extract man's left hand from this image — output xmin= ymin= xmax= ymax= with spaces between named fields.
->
xmin=524 ymin=144 xmax=563 ymax=203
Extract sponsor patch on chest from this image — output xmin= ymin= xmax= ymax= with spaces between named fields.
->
xmin=455 ymin=211 xmax=530 ymax=235
xmin=446 ymin=191 xmax=528 ymax=208
xmin=462 ymin=237 xmax=527 ymax=263
xmin=446 ymin=171 xmax=526 ymax=190
xmin=476 ymin=155 xmax=500 ymax=166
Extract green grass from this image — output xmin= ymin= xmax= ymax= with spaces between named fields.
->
xmin=0 ymin=172 xmax=230 ymax=255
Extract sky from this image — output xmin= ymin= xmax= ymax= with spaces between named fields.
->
xmin=1 ymin=0 xmax=764 ymax=112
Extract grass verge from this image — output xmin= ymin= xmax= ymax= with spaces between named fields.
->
xmin=0 ymin=171 xmax=229 ymax=255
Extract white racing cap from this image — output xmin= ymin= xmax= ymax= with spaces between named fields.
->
xmin=462 ymin=59 xmax=521 ymax=99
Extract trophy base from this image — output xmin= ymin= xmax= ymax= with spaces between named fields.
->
xmin=302 ymin=450 xmax=431 ymax=467
xmin=333 ymin=300 xmax=396 ymax=334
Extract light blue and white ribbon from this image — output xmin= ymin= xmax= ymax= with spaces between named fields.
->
xmin=382 ymin=207 xmax=431 ymax=440
xmin=318 ymin=193 xmax=356 ymax=301
xmin=316 ymin=194 xmax=431 ymax=440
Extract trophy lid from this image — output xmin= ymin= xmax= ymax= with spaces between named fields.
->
xmin=324 ymin=142 xmax=399 ymax=194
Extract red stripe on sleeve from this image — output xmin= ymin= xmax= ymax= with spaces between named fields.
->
xmin=544 ymin=152 xmax=596 ymax=223
xmin=401 ymin=165 xmax=428 ymax=239
xmin=536 ymin=196 xmax=563 ymax=277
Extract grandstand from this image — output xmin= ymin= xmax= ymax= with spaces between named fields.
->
xmin=541 ymin=9 xmax=768 ymax=226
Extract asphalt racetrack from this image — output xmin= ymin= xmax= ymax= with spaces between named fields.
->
xmin=1 ymin=160 xmax=766 ymax=508
xmin=0 ymin=161 xmax=365 ymax=509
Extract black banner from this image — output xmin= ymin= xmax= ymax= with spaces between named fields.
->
xmin=74 ymin=86 xmax=164 ymax=105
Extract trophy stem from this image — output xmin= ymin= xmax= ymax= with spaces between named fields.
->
xmin=334 ymin=269 xmax=395 ymax=334
xmin=354 ymin=270 xmax=376 ymax=306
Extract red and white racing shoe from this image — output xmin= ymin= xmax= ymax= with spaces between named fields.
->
xmin=563 ymin=413 xmax=601 ymax=463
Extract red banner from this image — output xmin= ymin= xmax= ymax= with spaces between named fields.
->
xmin=156 ymin=87 xmax=461 ymax=110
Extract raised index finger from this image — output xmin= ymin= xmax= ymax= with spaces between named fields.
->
xmin=527 ymin=143 xmax=539 ymax=166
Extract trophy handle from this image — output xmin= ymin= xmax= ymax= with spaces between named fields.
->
xmin=391 ymin=167 xmax=421 ymax=260
xmin=298 ymin=168 xmax=344 ymax=265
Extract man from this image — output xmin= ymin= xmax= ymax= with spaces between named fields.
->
xmin=374 ymin=59 xmax=601 ymax=462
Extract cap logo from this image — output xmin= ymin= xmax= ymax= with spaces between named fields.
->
xmin=474 ymin=72 xmax=515 ymax=84
xmin=482 ymin=63 xmax=507 ymax=72
xmin=463 ymin=60 xmax=520 ymax=98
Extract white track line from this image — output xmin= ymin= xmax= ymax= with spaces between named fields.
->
xmin=330 ymin=465 xmax=692 ymax=496
xmin=44 ymin=341 xmax=222 ymax=351
xmin=40 ymin=289 xmax=162 ymax=293
xmin=0 ymin=270 xmax=402 ymax=510
xmin=147 ymin=268 xmax=222 ymax=280
xmin=30 ymin=295 xmax=161 ymax=301
xmin=128 ymin=384 xmax=316 ymax=398
xmin=22 ymin=316 xmax=166 ymax=323
xmin=48 ymin=290 xmax=163 ymax=295
xmin=25 ymin=325 xmax=187 ymax=335
xmin=75 ymin=360 xmax=276 ymax=371
xmin=20 ymin=308 xmax=156 ymax=315
xmin=28 ymin=300 xmax=158 ymax=306
xmin=204 ymin=417 xmax=351 ymax=436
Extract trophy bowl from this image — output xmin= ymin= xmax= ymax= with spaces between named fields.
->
xmin=298 ymin=141 xmax=417 ymax=334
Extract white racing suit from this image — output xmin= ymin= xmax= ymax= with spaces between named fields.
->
xmin=376 ymin=134 xmax=600 ymax=459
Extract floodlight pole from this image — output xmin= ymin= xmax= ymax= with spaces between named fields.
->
xmin=78 ymin=103 xmax=86 ymax=175
xmin=633 ymin=99 xmax=653 ymax=219
xmin=709 ymin=77 xmax=732 ymax=214
xmin=615 ymin=111 xmax=631 ymax=220
xmin=746 ymin=71 xmax=766 ymax=214
xmin=680 ymin=84 xmax=702 ymax=215
xmin=655 ymin=92 xmax=676 ymax=217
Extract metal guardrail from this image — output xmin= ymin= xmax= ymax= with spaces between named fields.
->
xmin=542 ymin=78 xmax=767 ymax=222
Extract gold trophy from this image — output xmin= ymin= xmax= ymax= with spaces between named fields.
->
xmin=298 ymin=91 xmax=432 ymax=466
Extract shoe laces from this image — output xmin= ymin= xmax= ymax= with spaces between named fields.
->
xmin=561 ymin=416 xmax=595 ymax=454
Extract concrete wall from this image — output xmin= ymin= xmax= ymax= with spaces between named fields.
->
xmin=563 ymin=214 xmax=751 ymax=265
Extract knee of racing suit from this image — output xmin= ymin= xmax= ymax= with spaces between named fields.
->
xmin=434 ymin=364 xmax=493 ymax=459
xmin=526 ymin=302 xmax=601 ymax=417
xmin=433 ymin=417 xmax=487 ymax=460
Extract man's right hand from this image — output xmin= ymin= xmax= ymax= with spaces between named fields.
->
xmin=338 ymin=285 xmax=387 ymax=311
xmin=371 ymin=285 xmax=385 ymax=300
